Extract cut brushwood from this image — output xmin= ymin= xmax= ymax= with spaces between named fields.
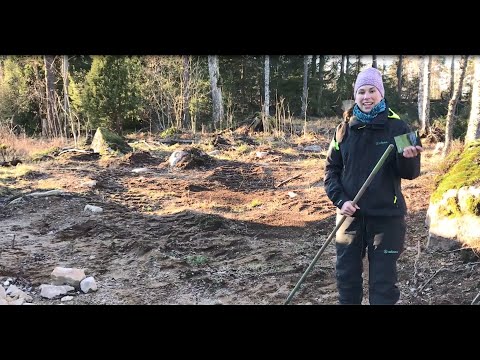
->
xmin=58 ymin=148 xmax=94 ymax=155
xmin=275 ymin=173 xmax=302 ymax=188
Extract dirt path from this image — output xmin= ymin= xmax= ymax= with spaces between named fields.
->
xmin=1 ymin=142 xmax=479 ymax=305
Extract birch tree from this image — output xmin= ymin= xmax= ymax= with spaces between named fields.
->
xmin=263 ymin=55 xmax=270 ymax=132
xmin=450 ymin=55 xmax=455 ymax=98
xmin=443 ymin=55 xmax=468 ymax=157
xmin=466 ymin=56 xmax=480 ymax=144
xmin=61 ymin=55 xmax=77 ymax=145
xmin=44 ymin=55 xmax=61 ymax=137
xmin=418 ymin=55 xmax=432 ymax=136
xmin=315 ymin=55 xmax=325 ymax=115
xmin=301 ymin=55 xmax=309 ymax=119
xmin=339 ymin=55 xmax=345 ymax=96
xmin=182 ymin=55 xmax=191 ymax=129
xmin=397 ymin=55 xmax=403 ymax=97
xmin=208 ymin=55 xmax=224 ymax=130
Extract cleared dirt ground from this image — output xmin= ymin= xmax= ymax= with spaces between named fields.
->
xmin=1 ymin=129 xmax=479 ymax=305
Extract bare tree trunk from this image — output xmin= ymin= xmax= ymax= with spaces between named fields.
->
xmin=315 ymin=55 xmax=325 ymax=115
xmin=182 ymin=55 xmax=191 ymax=129
xmin=339 ymin=55 xmax=345 ymax=95
xmin=264 ymin=55 xmax=270 ymax=121
xmin=301 ymin=55 xmax=309 ymax=119
xmin=62 ymin=55 xmax=76 ymax=146
xmin=44 ymin=55 xmax=59 ymax=138
xmin=311 ymin=55 xmax=317 ymax=78
xmin=418 ymin=55 xmax=432 ymax=136
xmin=418 ymin=57 xmax=424 ymax=125
xmin=208 ymin=55 xmax=224 ymax=130
xmin=355 ymin=55 xmax=361 ymax=76
xmin=372 ymin=55 xmax=377 ymax=69
xmin=443 ymin=55 xmax=468 ymax=157
xmin=466 ymin=56 xmax=480 ymax=144
xmin=450 ymin=55 xmax=455 ymax=99
xmin=397 ymin=55 xmax=403 ymax=97
xmin=115 ymin=114 xmax=123 ymax=135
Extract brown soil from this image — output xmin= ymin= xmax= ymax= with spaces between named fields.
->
xmin=1 ymin=139 xmax=479 ymax=305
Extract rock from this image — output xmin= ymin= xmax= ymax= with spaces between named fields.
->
xmin=131 ymin=168 xmax=150 ymax=174
xmin=426 ymin=143 xmax=480 ymax=250
xmin=80 ymin=277 xmax=98 ymax=293
xmin=426 ymin=186 xmax=480 ymax=250
xmin=6 ymin=284 xmax=21 ymax=297
xmin=255 ymin=151 xmax=269 ymax=158
xmin=91 ymin=127 xmax=132 ymax=155
xmin=5 ymin=285 xmax=32 ymax=302
xmin=84 ymin=205 xmax=103 ymax=214
xmin=27 ymin=190 xmax=64 ymax=198
xmin=303 ymin=145 xmax=322 ymax=152
xmin=51 ymin=267 xmax=86 ymax=288
xmin=8 ymin=298 xmax=25 ymax=305
xmin=169 ymin=150 xmax=189 ymax=167
xmin=81 ymin=180 xmax=97 ymax=188
xmin=39 ymin=284 xmax=75 ymax=299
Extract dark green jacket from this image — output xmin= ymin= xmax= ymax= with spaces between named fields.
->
xmin=324 ymin=106 xmax=421 ymax=216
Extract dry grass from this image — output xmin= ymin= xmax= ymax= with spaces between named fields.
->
xmin=0 ymin=126 xmax=69 ymax=161
xmin=291 ymin=116 xmax=339 ymax=137
xmin=0 ymin=164 xmax=36 ymax=196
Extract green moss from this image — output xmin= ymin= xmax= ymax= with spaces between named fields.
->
xmin=431 ymin=141 xmax=480 ymax=203
xmin=160 ymin=127 xmax=179 ymax=138
xmin=437 ymin=148 xmax=462 ymax=175
xmin=0 ymin=143 xmax=8 ymax=158
xmin=31 ymin=146 xmax=61 ymax=161
xmin=186 ymin=255 xmax=208 ymax=266
xmin=93 ymin=127 xmax=132 ymax=154
xmin=98 ymin=127 xmax=125 ymax=146
xmin=438 ymin=197 xmax=462 ymax=218
xmin=465 ymin=196 xmax=480 ymax=216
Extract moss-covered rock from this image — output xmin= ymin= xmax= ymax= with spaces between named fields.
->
xmin=437 ymin=196 xmax=461 ymax=218
xmin=431 ymin=141 xmax=480 ymax=203
xmin=427 ymin=141 xmax=480 ymax=250
xmin=168 ymin=146 xmax=213 ymax=169
xmin=91 ymin=127 xmax=132 ymax=155
xmin=465 ymin=196 xmax=480 ymax=216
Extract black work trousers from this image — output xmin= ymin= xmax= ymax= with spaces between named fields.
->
xmin=335 ymin=213 xmax=406 ymax=305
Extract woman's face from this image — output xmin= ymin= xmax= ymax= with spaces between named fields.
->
xmin=355 ymin=85 xmax=382 ymax=113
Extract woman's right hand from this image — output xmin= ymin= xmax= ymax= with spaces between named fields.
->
xmin=340 ymin=201 xmax=360 ymax=217
xmin=403 ymin=145 xmax=423 ymax=158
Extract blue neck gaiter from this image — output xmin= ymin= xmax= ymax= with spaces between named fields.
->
xmin=353 ymin=98 xmax=386 ymax=123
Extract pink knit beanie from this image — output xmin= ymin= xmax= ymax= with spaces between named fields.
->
xmin=354 ymin=67 xmax=385 ymax=98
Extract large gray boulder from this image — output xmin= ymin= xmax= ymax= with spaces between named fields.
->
xmin=426 ymin=141 xmax=480 ymax=251
xmin=91 ymin=127 xmax=132 ymax=155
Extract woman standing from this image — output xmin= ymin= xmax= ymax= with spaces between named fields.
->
xmin=324 ymin=67 xmax=423 ymax=305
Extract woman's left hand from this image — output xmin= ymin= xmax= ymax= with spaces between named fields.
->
xmin=403 ymin=145 xmax=423 ymax=158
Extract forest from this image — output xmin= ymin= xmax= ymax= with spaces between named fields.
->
xmin=0 ymin=55 xmax=479 ymax=305
xmin=0 ymin=55 xmax=473 ymax=137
